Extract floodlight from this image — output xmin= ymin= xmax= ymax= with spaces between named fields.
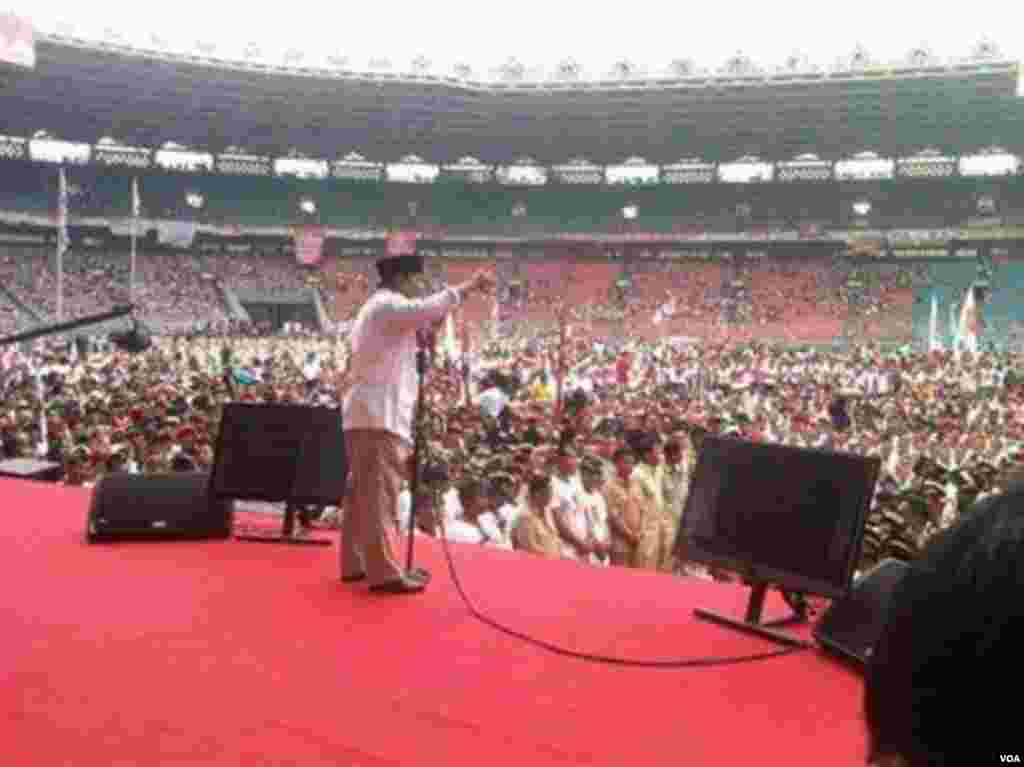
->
xmin=299 ymin=198 xmax=317 ymax=215
xmin=622 ymin=205 xmax=638 ymax=220
xmin=185 ymin=191 xmax=205 ymax=209
xmin=852 ymin=200 xmax=871 ymax=217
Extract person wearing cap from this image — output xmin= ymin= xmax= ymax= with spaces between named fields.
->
xmin=340 ymin=252 xmax=493 ymax=594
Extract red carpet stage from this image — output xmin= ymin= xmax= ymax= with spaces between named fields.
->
xmin=2 ymin=478 xmax=868 ymax=766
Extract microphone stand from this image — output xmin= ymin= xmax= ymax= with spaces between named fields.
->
xmin=0 ymin=304 xmax=135 ymax=348
xmin=405 ymin=333 xmax=429 ymax=571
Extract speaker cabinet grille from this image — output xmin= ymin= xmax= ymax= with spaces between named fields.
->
xmin=814 ymin=558 xmax=909 ymax=667
xmin=87 ymin=472 xmax=233 ymax=542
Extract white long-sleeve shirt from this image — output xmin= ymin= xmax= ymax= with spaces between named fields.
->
xmin=342 ymin=286 xmax=462 ymax=443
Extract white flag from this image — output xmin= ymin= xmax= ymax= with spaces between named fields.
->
xmin=949 ymin=302 xmax=960 ymax=359
xmin=35 ymin=369 xmax=47 ymax=449
xmin=958 ymin=287 xmax=979 ymax=354
xmin=132 ymin=177 xmax=141 ymax=218
xmin=443 ymin=312 xmax=459 ymax=361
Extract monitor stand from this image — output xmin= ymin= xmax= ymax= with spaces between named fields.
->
xmin=694 ymin=582 xmax=813 ymax=648
xmin=234 ymin=503 xmax=332 ymax=546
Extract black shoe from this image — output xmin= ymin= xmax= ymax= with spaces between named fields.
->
xmin=343 ymin=568 xmax=428 ymax=584
xmin=369 ymin=576 xmax=426 ymax=595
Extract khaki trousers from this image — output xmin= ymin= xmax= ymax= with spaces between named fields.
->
xmin=341 ymin=429 xmax=411 ymax=585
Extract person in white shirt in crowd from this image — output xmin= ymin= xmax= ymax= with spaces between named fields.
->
xmin=302 ymin=350 xmax=321 ymax=398
xmin=442 ymin=481 xmax=464 ymax=524
xmin=397 ymin=482 xmax=439 ymax=538
xmin=547 ymin=447 xmax=596 ymax=561
xmin=444 ymin=478 xmax=511 ymax=549
xmin=491 ymin=472 xmax=523 ymax=532
xmin=477 ymin=381 xmax=510 ymax=422
xmin=577 ymin=456 xmax=612 ymax=566
xmin=340 ymin=253 xmax=492 ymax=595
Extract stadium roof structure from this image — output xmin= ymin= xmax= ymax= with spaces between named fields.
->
xmin=1 ymin=34 xmax=1023 ymax=166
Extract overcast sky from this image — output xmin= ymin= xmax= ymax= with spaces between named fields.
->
xmin=13 ymin=0 xmax=1023 ymax=76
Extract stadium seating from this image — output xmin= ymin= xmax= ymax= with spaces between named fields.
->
xmin=1 ymin=158 xmax=1021 ymax=344
xmin=4 ymin=159 xmax=1024 ymax=233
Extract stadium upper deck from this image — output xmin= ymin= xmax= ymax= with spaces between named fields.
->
xmin=1 ymin=33 xmax=1022 ymax=165
xmin=2 ymin=160 xmax=1024 ymax=236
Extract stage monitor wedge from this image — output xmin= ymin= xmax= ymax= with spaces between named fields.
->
xmin=677 ymin=434 xmax=880 ymax=647
xmin=209 ymin=402 xmax=347 ymax=506
xmin=87 ymin=472 xmax=233 ymax=542
xmin=814 ymin=558 xmax=909 ymax=668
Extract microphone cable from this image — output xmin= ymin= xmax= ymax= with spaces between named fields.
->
xmin=430 ymin=526 xmax=812 ymax=669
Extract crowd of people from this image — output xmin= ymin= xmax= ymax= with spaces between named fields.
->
xmin=2 ymin=243 xmax=1020 ymax=591
xmin=485 ymin=256 xmax=918 ymax=345
xmin=0 ymin=244 xmax=924 ymax=348
xmin=0 ymin=247 xmax=312 ymax=334
xmin=1 ymin=296 xmax=1019 ymax=581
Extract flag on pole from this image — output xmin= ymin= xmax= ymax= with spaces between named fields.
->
xmin=57 ymin=168 xmax=68 ymax=257
xmin=958 ymin=287 xmax=980 ymax=354
xmin=130 ymin=177 xmax=140 ymax=303
xmin=442 ymin=312 xmax=459 ymax=362
xmin=34 ymin=369 xmax=47 ymax=451
xmin=56 ymin=167 xmax=68 ymax=320
xmin=132 ymin=177 xmax=141 ymax=217
xmin=949 ymin=302 xmax=959 ymax=357
xmin=928 ymin=293 xmax=941 ymax=352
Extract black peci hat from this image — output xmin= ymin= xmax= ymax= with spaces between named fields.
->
xmin=377 ymin=254 xmax=425 ymax=283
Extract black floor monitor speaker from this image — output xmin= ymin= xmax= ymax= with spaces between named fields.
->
xmin=86 ymin=472 xmax=233 ymax=542
xmin=208 ymin=403 xmax=346 ymax=546
xmin=813 ymin=558 xmax=909 ymax=668
xmin=210 ymin=402 xmax=347 ymax=505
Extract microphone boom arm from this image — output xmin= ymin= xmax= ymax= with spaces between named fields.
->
xmin=0 ymin=305 xmax=136 ymax=348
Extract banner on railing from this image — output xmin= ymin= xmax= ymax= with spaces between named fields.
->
xmin=156 ymin=221 xmax=198 ymax=249
xmin=293 ymin=225 xmax=327 ymax=265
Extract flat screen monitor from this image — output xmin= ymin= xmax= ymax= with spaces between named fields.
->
xmin=210 ymin=402 xmax=347 ymax=506
xmin=675 ymin=435 xmax=880 ymax=600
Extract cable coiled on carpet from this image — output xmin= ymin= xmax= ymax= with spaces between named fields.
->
xmin=433 ymin=531 xmax=811 ymax=668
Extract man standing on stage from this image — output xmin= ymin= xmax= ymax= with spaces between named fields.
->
xmin=341 ymin=253 xmax=492 ymax=594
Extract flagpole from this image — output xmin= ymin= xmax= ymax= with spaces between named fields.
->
xmin=56 ymin=233 xmax=63 ymax=323
xmin=554 ymin=304 xmax=565 ymax=420
xmin=56 ymin=168 xmax=66 ymax=322
xmin=130 ymin=178 xmax=138 ymax=304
